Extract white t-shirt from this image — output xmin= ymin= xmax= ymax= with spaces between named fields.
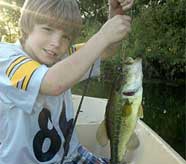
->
xmin=0 ymin=42 xmax=100 ymax=164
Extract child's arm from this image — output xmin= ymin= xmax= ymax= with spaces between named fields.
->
xmin=100 ymin=0 xmax=134 ymax=60
xmin=69 ymin=43 xmax=101 ymax=81
xmin=40 ymin=15 xmax=131 ymax=96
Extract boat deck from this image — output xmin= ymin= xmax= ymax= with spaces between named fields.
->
xmin=72 ymin=95 xmax=186 ymax=164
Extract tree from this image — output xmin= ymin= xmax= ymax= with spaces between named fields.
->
xmin=78 ymin=0 xmax=108 ymax=24
xmin=0 ymin=0 xmax=22 ymax=42
xmin=125 ymin=0 xmax=186 ymax=80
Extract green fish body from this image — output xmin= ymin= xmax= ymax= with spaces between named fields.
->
xmin=97 ymin=57 xmax=143 ymax=164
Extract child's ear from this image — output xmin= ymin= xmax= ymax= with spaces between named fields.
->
xmin=20 ymin=29 xmax=30 ymax=43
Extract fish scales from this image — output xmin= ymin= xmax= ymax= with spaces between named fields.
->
xmin=106 ymin=92 xmax=124 ymax=163
xmin=106 ymin=58 xmax=143 ymax=164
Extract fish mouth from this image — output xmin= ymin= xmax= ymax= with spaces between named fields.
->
xmin=122 ymin=91 xmax=136 ymax=96
xmin=122 ymin=87 xmax=141 ymax=96
xmin=124 ymin=57 xmax=142 ymax=65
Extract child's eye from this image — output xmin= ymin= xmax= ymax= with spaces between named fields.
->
xmin=42 ymin=27 xmax=53 ymax=31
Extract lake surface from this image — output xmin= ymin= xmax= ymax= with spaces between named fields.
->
xmin=72 ymin=79 xmax=186 ymax=159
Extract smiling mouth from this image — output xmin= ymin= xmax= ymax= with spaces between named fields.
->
xmin=43 ymin=49 xmax=57 ymax=57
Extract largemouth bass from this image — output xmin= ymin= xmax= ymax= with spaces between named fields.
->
xmin=97 ymin=57 xmax=143 ymax=164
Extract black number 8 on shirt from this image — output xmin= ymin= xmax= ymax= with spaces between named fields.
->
xmin=33 ymin=102 xmax=73 ymax=162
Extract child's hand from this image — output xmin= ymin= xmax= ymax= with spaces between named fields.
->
xmin=109 ymin=0 xmax=134 ymax=17
xmin=118 ymin=0 xmax=134 ymax=12
xmin=98 ymin=15 xmax=131 ymax=45
xmin=109 ymin=0 xmax=124 ymax=17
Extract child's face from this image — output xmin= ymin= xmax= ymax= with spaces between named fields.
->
xmin=24 ymin=24 xmax=70 ymax=66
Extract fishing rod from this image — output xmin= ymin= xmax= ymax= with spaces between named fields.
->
xmin=60 ymin=64 xmax=95 ymax=164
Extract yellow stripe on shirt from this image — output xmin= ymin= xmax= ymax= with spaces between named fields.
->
xmin=6 ymin=56 xmax=28 ymax=77
xmin=69 ymin=43 xmax=85 ymax=55
xmin=10 ymin=60 xmax=40 ymax=90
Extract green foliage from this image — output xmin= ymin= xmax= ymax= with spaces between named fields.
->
xmin=78 ymin=0 xmax=108 ymax=24
xmin=77 ymin=20 xmax=102 ymax=43
xmin=0 ymin=0 xmax=21 ymax=42
xmin=124 ymin=0 xmax=186 ymax=80
xmin=75 ymin=0 xmax=107 ymax=44
xmin=129 ymin=0 xmax=185 ymax=59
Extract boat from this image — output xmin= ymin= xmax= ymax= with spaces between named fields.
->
xmin=72 ymin=94 xmax=186 ymax=164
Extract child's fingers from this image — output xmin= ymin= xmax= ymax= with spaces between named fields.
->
xmin=110 ymin=0 xmax=119 ymax=8
xmin=119 ymin=0 xmax=134 ymax=12
xmin=122 ymin=3 xmax=133 ymax=12
xmin=109 ymin=0 xmax=124 ymax=15
xmin=118 ymin=0 xmax=133 ymax=6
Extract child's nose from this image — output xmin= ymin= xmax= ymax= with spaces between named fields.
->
xmin=50 ymin=34 xmax=61 ymax=47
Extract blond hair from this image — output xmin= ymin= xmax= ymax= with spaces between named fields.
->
xmin=19 ymin=0 xmax=82 ymax=43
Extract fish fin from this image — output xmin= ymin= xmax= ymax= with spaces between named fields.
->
xmin=96 ymin=120 xmax=109 ymax=146
xmin=138 ymin=104 xmax=144 ymax=118
xmin=122 ymin=102 xmax=133 ymax=117
xmin=126 ymin=132 xmax=140 ymax=150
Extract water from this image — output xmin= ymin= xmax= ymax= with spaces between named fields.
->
xmin=142 ymin=80 xmax=185 ymax=159
xmin=72 ymin=79 xmax=186 ymax=159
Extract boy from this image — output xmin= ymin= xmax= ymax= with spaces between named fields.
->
xmin=0 ymin=0 xmax=133 ymax=163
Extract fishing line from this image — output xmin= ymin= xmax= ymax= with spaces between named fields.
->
xmin=107 ymin=2 xmax=135 ymax=105
xmin=60 ymin=64 xmax=94 ymax=164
